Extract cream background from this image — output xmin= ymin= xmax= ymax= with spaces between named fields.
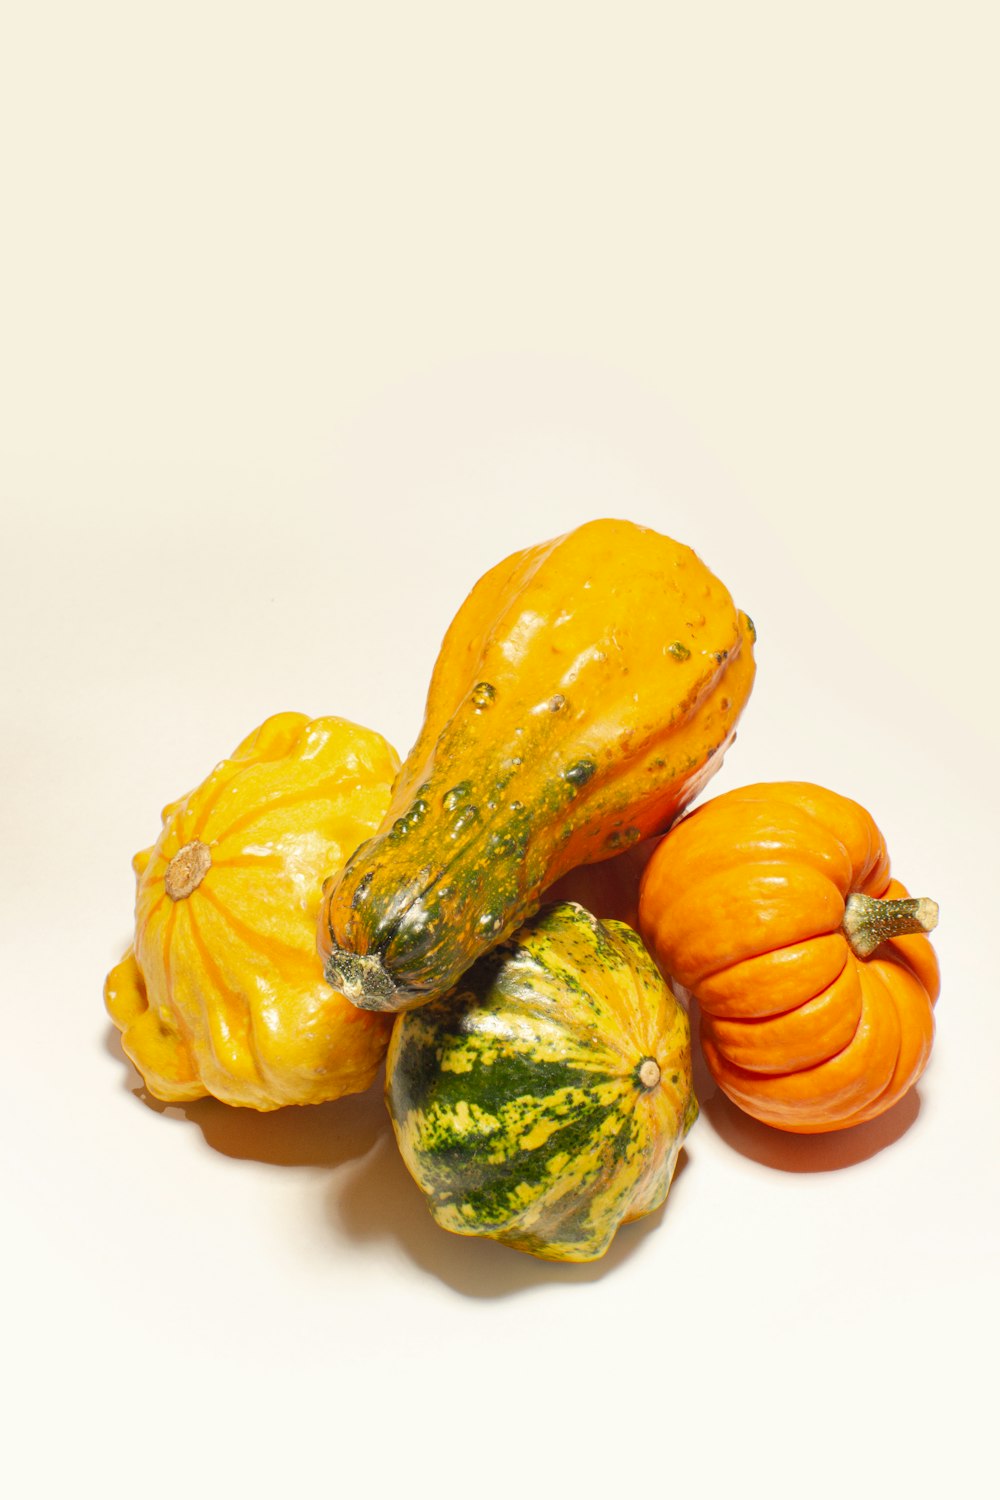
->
xmin=2 ymin=5 xmax=997 ymax=1498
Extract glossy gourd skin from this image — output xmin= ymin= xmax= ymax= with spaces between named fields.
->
xmin=320 ymin=518 xmax=756 ymax=1013
xmin=105 ymin=713 xmax=399 ymax=1109
xmin=386 ymin=901 xmax=698 ymax=1262
xmin=638 ymin=782 xmax=940 ymax=1134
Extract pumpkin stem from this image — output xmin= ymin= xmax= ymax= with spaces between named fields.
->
xmin=165 ymin=840 xmax=212 ymax=901
xmin=842 ymin=891 xmax=938 ymax=959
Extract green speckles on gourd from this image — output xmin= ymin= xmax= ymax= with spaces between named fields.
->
xmin=386 ymin=902 xmax=697 ymax=1260
xmin=388 ymin=797 xmax=431 ymax=841
xmin=563 ymin=758 xmax=597 ymax=790
xmin=442 ymin=782 xmax=472 ymax=812
xmin=605 ymin=826 xmax=641 ymax=851
xmin=490 ymin=828 xmax=526 ymax=859
xmin=471 ymin=682 xmax=496 ymax=710
xmin=667 ymin=641 xmax=691 ymax=661
xmin=350 ymin=868 xmax=375 ymax=909
xmin=548 ymin=693 xmax=566 ymax=712
xmin=448 ymin=805 xmax=480 ymax=839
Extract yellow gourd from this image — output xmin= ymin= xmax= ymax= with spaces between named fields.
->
xmin=105 ymin=712 xmax=399 ymax=1109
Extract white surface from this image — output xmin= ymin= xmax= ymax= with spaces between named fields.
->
xmin=3 ymin=5 xmax=998 ymax=1498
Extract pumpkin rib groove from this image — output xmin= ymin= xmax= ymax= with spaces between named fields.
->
xmin=694 ymin=935 xmax=850 ymax=1022
xmin=695 ymin=931 xmax=848 ymax=994
xmin=703 ymin=961 xmax=900 ymax=1123
xmin=158 ymin=899 xmax=179 ymax=1016
xmin=856 ymin=962 xmax=933 ymax=1113
xmin=698 ymin=977 xmax=850 ymax=1024
xmin=700 ymin=1028 xmax=858 ymax=1084
xmin=198 ymin=885 xmax=317 ymax=979
xmin=877 ymin=940 xmax=940 ymax=1007
xmin=650 ymin=862 xmax=846 ymax=987
xmin=720 ymin=972 xmax=872 ymax=1086
xmin=829 ymin=985 xmax=901 ymax=1128
xmin=704 ymin=1021 xmax=852 ymax=1073
xmin=210 ymin=770 xmax=380 ymax=846
xmin=181 ymin=715 xmax=319 ymax=847
xmin=208 ymin=852 xmax=285 ymax=873
xmin=183 ymin=761 xmax=248 ymax=845
xmin=139 ymin=876 xmax=170 ymax=929
xmin=697 ymin=947 xmax=851 ymax=1019
xmin=186 ymin=901 xmax=265 ymax=1093
xmin=137 ymin=898 xmax=203 ymax=1068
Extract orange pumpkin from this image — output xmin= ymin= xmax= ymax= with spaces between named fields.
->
xmin=637 ymin=782 xmax=940 ymax=1133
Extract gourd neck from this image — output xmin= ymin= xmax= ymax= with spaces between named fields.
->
xmin=842 ymin=891 xmax=938 ymax=959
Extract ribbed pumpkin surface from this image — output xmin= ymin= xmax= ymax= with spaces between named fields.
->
xmin=639 ymin=782 xmax=941 ymax=1133
xmin=105 ymin=712 xmax=399 ymax=1109
xmin=386 ymin=902 xmax=698 ymax=1262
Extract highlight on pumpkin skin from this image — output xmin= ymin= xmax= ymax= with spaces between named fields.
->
xmin=105 ymin=711 xmax=401 ymax=1110
xmin=319 ymin=517 xmax=757 ymax=1014
xmin=637 ymin=782 xmax=940 ymax=1135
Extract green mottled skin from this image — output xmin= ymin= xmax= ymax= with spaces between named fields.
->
xmin=386 ymin=902 xmax=698 ymax=1263
xmin=319 ymin=520 xmax=756 ymax=1012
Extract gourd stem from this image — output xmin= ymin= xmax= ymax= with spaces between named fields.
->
xmin=165 ymin=840 xmax=212 ymax=901
xmin=637 ymin=1058 xmax=661 ymax=1090
xmin=842 ymin=891 xmax=938 ymax=959
xmin=323 ymin=945 xmax=401 ymax=1011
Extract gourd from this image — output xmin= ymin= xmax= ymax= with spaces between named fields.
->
xmin=319 ymin=518 xmax=756 ymax=1013
xmin=637 ymin=782 xmax=940 ymax=1133
xmin=105 ymin=712 xmax=400 ymax=1109
xmin=386 ymin=901 xmax=698 ymax=1262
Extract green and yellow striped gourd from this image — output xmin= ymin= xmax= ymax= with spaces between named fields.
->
xmin=386 ymin=901 xmax=698 ymax=1262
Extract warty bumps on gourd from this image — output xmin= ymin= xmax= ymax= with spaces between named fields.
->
xmin=319 ymin=518 xmax=756 ymax=1013
xmin=106 ymin=712 xmax=399 ymax=1108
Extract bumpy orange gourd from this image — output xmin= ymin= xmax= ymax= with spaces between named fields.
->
xmin=319 ymin=518 xmax=756 ymax=1012
xmin=105 ymin=713 xmax=399 ymax=1109
xmin=638 ymin=782 xmax=940 ymax=1133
